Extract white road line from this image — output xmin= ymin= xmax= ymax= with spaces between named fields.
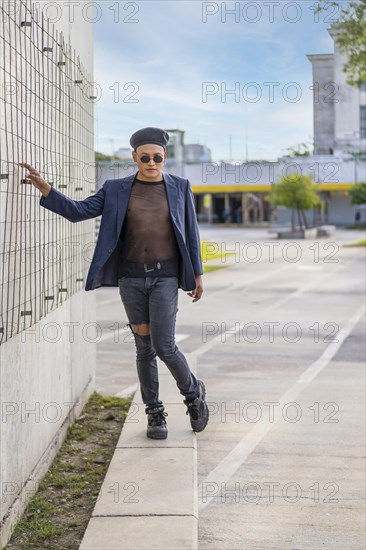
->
xmin=179 ymin=263 xmax=294 ymax=311
xmin=197 ymin=301 xmax=365 ymax=512
xmin=270 ymin=257 xmax=355 ymax=311
xmin=97 ymin=265 xmax=296 ymax=350
xmin=297 ymin=265 xmax=323 ymax=271
xmin=182 ymin=246 xmax=347 ymax=310
xmin=192 ymin=257 xmax=356 ymax=357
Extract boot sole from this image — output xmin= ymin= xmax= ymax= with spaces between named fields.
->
xmin=192 ymin=380 xmax=209 ymax=432
xmin=147 ymin=432 xmax=168 ymax=439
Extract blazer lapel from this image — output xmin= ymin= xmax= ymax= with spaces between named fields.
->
xmin=116 ymin=174 xmax=135 ymax=238
xmin=163 ymin=172 xmax=178 ymax=220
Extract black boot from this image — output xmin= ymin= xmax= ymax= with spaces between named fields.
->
xmin=184 ymin=380 xmax=209 ymax=432
xmin=145 ymin=404 xmax=168 ymax=439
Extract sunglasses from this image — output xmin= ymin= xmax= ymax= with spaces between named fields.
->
xmin=135 ymin=152 xmax=164 ymax=163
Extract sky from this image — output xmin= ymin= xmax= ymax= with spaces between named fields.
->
xmin=93 ymin=0 xmax=338 ymax=162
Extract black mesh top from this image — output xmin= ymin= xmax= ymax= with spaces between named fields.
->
xmin=117 ymin=175 xmax=179 ymax=277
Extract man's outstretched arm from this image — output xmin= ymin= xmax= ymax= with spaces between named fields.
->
xmin=19 ymin=162 xmax=105 ymax=222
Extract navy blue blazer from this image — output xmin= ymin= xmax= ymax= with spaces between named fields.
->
xmin=39 ymin=172 xmax=203 ymax=291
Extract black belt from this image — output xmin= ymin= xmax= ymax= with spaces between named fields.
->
xmin=143 ymin=261 xmax=163 ymax=273
xmin=119 ymin=258 xmax=179 ymax=277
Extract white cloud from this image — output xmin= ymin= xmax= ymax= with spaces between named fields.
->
xmin=94 ymin=1 xmax=332 ymax=159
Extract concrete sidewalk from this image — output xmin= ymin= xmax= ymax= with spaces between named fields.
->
xmin=79 ymin=353 xmax=198 ymax=550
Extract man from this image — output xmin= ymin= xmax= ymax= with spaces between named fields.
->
xmin=19 ymin=126 xmax=209 ymax=440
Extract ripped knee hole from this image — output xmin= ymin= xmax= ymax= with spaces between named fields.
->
xmin=128 ymin=323 xmax=150 ymax=336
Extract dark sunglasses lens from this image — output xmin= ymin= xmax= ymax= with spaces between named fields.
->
xmin=140 ymin=155 xmax=163 ymax=163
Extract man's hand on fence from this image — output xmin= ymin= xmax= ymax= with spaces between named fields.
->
xmin=18 ymin=162 xmax=52 ymax=197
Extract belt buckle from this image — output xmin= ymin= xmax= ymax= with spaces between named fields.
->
xmin=143 ymin=262 xmax=161 ymax=273
xmin=144 ymin=263 xmax=154 ymax=273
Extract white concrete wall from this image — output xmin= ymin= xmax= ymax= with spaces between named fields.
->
xmin=0 ymin=1 xmax=96 ymax=545
xmin=307 ymin=54 xmax=335 ymax=155
xmin=331 ymin=28 xmax=366 ymax=151
xmin=0 ymin=292 xmax=96 ymax=543
xmin=307 ymin=28 xmax=366 ymax=156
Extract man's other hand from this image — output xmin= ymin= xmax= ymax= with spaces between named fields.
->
xmin=187 ymin=274 xmax=203 ymax=302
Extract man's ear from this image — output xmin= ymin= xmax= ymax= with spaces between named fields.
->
xmin=132 ymin=150 xmax=137 ymax=162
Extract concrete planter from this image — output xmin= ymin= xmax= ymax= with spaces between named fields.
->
xmin=276 ymin=227 xmax=318 ymax=239
xmin=316 ymin=225 xmax=336 ymax=237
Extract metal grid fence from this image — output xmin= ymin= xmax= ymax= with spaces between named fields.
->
xmin=0 ymin=0 xmax=96 ymax=344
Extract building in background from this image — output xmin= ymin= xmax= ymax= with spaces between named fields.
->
xmin=114 ymin=147 xmax=132 ymax=160
xmin=97 ymin=27 xmax=365 ymax=228
xmin=184 ymin=144 xmax=212 ymax=164
xmin=307 ymin=27 xmax=366 ymax=156
xmin=164 ymin=128 xmax=185 ymax=176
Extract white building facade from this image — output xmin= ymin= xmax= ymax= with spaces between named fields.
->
xmin=308 ymin=27 xmax=366 ymax=156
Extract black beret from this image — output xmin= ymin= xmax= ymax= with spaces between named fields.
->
xmin=129 ymin=127 xmax=169 ymax=150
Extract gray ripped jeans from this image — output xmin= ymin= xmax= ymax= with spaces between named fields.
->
xmin=118 ymin=276 xmax=199 ymax=408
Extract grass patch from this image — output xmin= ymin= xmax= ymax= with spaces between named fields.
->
xmin=6 ymin=392 xmax=131 ymax=550
xmin=203 ymin=265 xmax=228 ymax=273
xmin=201 ymin=241 xmax=235 ymax=263
xmin=344 ymin=238 xmax=366 ymax=247
xmin=201 ymin=241 xmax=233 ymax=274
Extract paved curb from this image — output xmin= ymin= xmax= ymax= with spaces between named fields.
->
xmin=79 ymin=353 xmax=198 ymax=550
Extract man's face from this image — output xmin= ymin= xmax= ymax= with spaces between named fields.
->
xmin=132 ymin=144 xmax=167 ymax=181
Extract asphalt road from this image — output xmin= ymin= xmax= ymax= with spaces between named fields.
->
xmin=96 ymin=226 xmax=365 ymax=550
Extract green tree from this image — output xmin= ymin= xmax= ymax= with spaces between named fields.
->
xmin=285 ymin=142 xmax=314 ymax=157
xmin=95 ymin=151 xmax=123 ymax=161
xmin=266 ymin=174 xmax=321 ymax=231
xmin=95 ymin=151 xmax=112 ymax=161
xmin=317 ymin=1 xmax=366 ymax=87
xmin=349 ymin=181 xmax=366 ymax=204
